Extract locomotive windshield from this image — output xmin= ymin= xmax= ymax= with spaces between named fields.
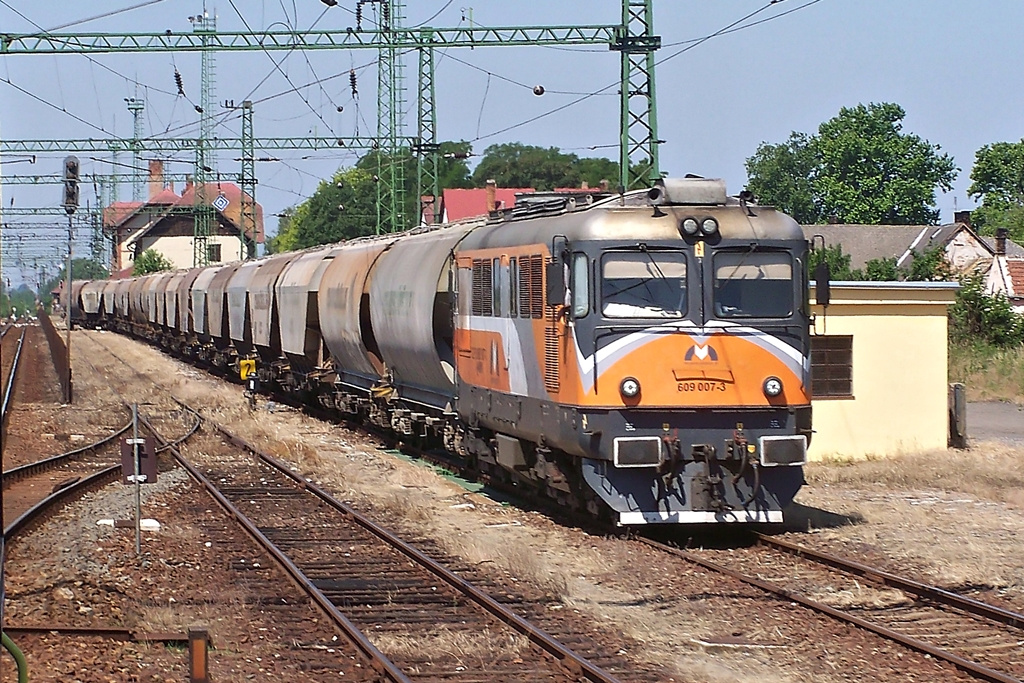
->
xmin=601 ymin=251 xmax=687 ymax=318
xmin=713 ymin=251 xmax=793 ymax=318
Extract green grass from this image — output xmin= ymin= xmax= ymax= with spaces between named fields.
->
xmin=949 ymin=341 xmax=1024 ymax=404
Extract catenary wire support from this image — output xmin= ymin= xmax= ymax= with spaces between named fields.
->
xmin=613 ymin=0 xmax=661 ymax=190
xmin=416 ymin=31 xmax=440 ymax=225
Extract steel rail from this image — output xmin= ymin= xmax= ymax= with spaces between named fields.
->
xmin=174 ymin=400 xmax=624 ymax=683
xmin=754 ymin=533 xmax=1024 ymax=631
xmin=4 ymin=465 xmax=121 ymax=539
xmin=638 ymin=537 xmax=1020 ymax=683
xmin=2 ymin=421 xmax=132 ymax=485
xmin=0 ymin=625 xmax=188 ymax=643
xmin=137 ymin=412 xmax=412 ymax=683
xmin=1 ymin=327 xmax=28 ymax=438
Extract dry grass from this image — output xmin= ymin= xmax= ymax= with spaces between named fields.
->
xmin=370 ymin=626 xmax=530 ymax=666
xmin=949 ymin=341 xmax=1024 ymax=404
xmin=807 ymin=441 xmax=1024 ymax=507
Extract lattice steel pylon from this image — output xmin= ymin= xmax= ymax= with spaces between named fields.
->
xmin=190 ymin=8 xmax=216 ymax=267
xmin=125 ymin=94 xmax=145 ymax=201
xmin=416 ymin=32 xmax=440 ymax=225
xmin=375 ymin=0 xmax=406 ymax=234
xmin=614 ymin=0 xmax=661 ymax=190
xmin=239 ymin=100 xmax=256 ymax=259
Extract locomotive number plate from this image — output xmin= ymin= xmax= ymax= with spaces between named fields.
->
xmin=677 ymin=380 xmax=726 ymax=392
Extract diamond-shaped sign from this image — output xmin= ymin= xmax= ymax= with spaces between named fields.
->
xmin=212 ymin=193 xmax=230 ymax=212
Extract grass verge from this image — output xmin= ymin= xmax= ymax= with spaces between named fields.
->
xmin=949 ymin=340 xmax=1024 ymax=404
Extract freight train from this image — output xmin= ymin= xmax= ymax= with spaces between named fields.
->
xmin=73 ymin=178 xmax=815 ymax=525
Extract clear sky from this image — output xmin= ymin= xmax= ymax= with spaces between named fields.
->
xmin=1 ymin=0 xmax=1022 ymax=285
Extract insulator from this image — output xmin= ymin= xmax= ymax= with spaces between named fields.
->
xmin=349 ymin=70 xmax=358 ymax=97
xmin=355 ymin=1 xmax=363 ymax=30
xmin=174 ymin=69 xmax=185 ymax=96
xmin=381 ymin=1 xmax=390 ymax=29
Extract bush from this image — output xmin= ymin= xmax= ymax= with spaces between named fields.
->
xmin=949 ymin=273 xmax=1024 ymax=347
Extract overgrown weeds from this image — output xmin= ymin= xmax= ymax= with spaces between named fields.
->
xmin=949 ymin=340 xmax=1024 ymax=403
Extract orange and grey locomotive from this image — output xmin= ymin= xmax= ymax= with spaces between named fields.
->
xmin=76 ymin=177 xmax=813 ymax=525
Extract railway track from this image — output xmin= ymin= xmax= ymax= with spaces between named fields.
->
xmin=148 ymin=402 xmax=637 ymax=683
xmin=1 ymin=326 xmax=27 ymax=441
xmin=641 ymin=533 xmax=1024 ymax=683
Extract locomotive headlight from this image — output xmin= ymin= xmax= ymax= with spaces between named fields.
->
xmin=620 ymin=377 xmax=641 ymax=398
xmin=763 ymin=376 xmax=783 ymax=397
xmin=681 ymin=217 xmax=700 ymax=236
xmin=700 ymin=217 xmax=719 ymax=235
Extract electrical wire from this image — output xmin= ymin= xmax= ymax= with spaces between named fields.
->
xmin=472 ymin=0 xmax=825 ymax=143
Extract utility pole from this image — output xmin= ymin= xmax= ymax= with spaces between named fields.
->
xmin=374 ymin=0 xmax=406 ymax=234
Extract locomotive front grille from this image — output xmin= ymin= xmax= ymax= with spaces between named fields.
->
xmin=758 ymin=435 xmax=807 ymax=466
xmin=613 ymin=436 xmax=663 ymax=467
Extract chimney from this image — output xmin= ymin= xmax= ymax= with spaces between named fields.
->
xmin=954 ymin=210 xmax=972 ymax=227
xmin=485 ymin=179 xmax=497 ymax=214
xmin=148 ymin=160 xmax=164 ymax=200
xmin=184 ymin=176 xmax=194 ymax=195
xmin=995 ymin=227 xmax=1008 ymax=256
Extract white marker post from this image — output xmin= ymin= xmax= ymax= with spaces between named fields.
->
xmin=131 ymin=404 xmax=141 ymax=555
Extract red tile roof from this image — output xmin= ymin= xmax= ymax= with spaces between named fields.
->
xmin=1007 ymin=258 xmax=1024 ymax=298
xmin=442 ymin=187 xmax=534 ymax=222
xmin=102 ymin=201 xmax=144 ymax=228
xmin=176 ymin=183 xmax=265 ymax=243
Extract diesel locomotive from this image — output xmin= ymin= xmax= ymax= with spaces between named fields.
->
xmin=74 ymin=177 xmax=814 ymax=525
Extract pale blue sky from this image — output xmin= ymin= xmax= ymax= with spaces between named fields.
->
xmin=2 ymin=1 xmax=1022 ymax=284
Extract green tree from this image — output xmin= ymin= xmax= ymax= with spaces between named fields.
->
xmin=745 ymin=132 xmax=820 ymax=224
xmin=746 ymin=103 xmax=957 ymax=225
xmin=949 ymin=273 xmax=1024 ymax=347
xmin=133 ymin=249 xmax=174 ymax=275
xmin=472 ymin=143 xmax=578 ymax=190
xmin=808 ymin=243 xmax=857 ymax=280
xmin=575 ymin=156 xmax=619 ymax=189
xmin=863 ymin=257 xmax=899 ymax=281
xmin=283 ymin=167 xmax=379 ymax=249
xmin=905 ymin=245 xmax=952 ymax=282
xmin=968 ymin=139 xmax=1024 ymax=242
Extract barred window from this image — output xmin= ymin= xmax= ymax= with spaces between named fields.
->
xmin=207 ymin=243 xmax=222 ymax=263
xmin=811 ymin=335 xmax=853 ymax=397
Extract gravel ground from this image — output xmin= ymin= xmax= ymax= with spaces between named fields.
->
xmin=4 ymin=327 xmax=1021 ymax=682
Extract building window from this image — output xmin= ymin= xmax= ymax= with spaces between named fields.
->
xmin=207 ymin=243 xmax=222 ymax=263
xmin=811 ymin=335 xmax=853 ymax=397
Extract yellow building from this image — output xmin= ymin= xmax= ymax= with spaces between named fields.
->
xmin=808 ymin=281 xmax=959 ymax=460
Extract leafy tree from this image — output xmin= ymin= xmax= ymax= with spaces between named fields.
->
xmin=808 ymin=243 xmax=857 ymax=280
xmin=575 ymin=156 xmax=619 ymax=189
xmin=133 ymin=249 xmax=174 ymax=275
xmin=949 ymin=273 xmax=1024 ymax=347
xmin=472 ymin=143 xmax=580 ymax=190
xmin=745 ymin=132 xmax=819 ymax=224
xmin=863 ymin=257 xmax=899 ymax=281
xmin=276 ymin=167 xmax=378 ymax=249
xmin=905 ymin=245 xmax=952 ymax=282
xmin=470 ymin=143 xmax=619 ymax=191
xmin=2 ymin=285 xmax=36 ymax=318
xmin=746 ymin=103 xmax=957 ymax=225
xmin=436 ymin=141 xmax=474 ymax=190
xmin=967 ymin=139 xmax=1024 ymax=242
